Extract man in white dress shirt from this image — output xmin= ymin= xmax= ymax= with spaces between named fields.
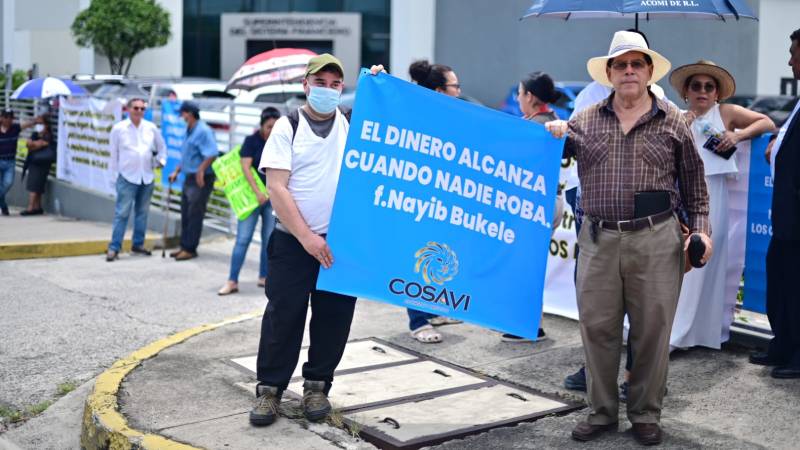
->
xmin=106 ymin=98 xmax=166 ymax=261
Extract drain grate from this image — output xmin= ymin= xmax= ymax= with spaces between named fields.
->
xmin=230 ymin=338 xmax=582 ymax=449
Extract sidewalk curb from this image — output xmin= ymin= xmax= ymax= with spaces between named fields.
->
xmin=80 ymin=311 xmax=262 ymax=450
xmin=0 ymin=236 xmax=178 ymax=261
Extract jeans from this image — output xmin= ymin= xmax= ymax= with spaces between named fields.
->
xmin=227 ymin=202 xmax=276 ymax=282
xmin=256 ymin=230 xmax=357 ymax=392
xmin=407 ymin=308 xmax=437 ymax=331
xmin=108 ymin=176 xmax=155 ymax=252
xmin=0 ymin=159 xmax=15 ymax=210
xmin=180 ymin=173 xmax=215 ymax=253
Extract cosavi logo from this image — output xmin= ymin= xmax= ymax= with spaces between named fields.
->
xmin=415 ymin=242 xmax=458 ymax=284
xmin=388 ymin=242 xmax=471 ymax=312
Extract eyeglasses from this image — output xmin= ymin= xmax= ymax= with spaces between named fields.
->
xmin=609 ymin=60 xmax=649 ymax=71
xmin=445 ymin=83 xmax=461 ymax=89
xmin=131 ymin=106 xmax=146 ymax=111
xmin=689 ymin=81 xmax=717 ymax=93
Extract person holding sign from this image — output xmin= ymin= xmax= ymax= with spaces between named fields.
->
xmin=501 ymin=71 xmax=565 ymax=344
xmin=168 ymin=102 xmax=218 ymax=261
xmin=105 ymin=98 xmax=167 ymax=261
xmin=546 ymin=30 xmax=711 ymax=445
xmin=218 ymin=107 xmax=280 ymax=295
xmin=668 ymin=61 xmax=775 ymax=351
xmin=404 ymin=59 xmax=465 ymax=344
xmin=250 ymin=55 xmax=381 ymax=427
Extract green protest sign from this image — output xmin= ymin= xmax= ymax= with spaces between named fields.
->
xmin=212 ymin=145 xmax=268 ymax=221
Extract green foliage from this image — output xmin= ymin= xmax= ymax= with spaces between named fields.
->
xmin=57 ymin=381 xmax=78 ymax=396
xmin=71 ymin=0 xmax=171 ymax=75
xmin=0 ymin=69 xmax=29 ymax=90
xmin=0 ymin=404 xmax=23 ymax=422
xmin=25 ymin=400 xmax=52 ymax=416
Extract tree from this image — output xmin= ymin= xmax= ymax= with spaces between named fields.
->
xmin=0 ymin=69 xmax=28 ymax=90
xmin=71 ymin=0 xmax=171 ymax=76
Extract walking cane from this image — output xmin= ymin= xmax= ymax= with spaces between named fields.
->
xmin=162 ymin=182 xmax=172 ymax=258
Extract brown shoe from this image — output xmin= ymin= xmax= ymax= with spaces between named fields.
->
xmin=632 ymin=422 xmax=663 ymax=446
xmin=174 ymin=250 xmax=197 ymax=261
xmin=571 ymin=421 xmax=618 ymax=442
xmin=169 ymin=248 xmax=183 ymax=258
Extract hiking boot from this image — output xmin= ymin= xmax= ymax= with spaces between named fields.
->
xmin=249 ymin=384 xmax=281 ymax=426
xmin=302 ymin=380 xmax=331 ymax=422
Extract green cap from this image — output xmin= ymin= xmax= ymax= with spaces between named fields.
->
xmin=305 ymin=53 xmax=345 ymax=79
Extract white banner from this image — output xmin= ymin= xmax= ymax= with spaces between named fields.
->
xmin=543 ymin=160 xmax=579 ymax=320
xmin=57 ymin=97 xmax=122 ymax=196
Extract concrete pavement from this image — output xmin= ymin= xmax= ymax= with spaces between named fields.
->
xmin=3 ymin=237 xmax=800 ymax=449
xmin=105 ymin=308 xmax=799 ymax=449
xmin=0 ymin=207 xmax=169 ymax=260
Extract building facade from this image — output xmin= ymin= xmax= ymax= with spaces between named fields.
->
xmin=0 ymin=0 xmax=796 ymax=105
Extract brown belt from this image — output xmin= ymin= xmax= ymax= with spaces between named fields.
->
xmin=593 ymin=209 xmax=674 ymax=233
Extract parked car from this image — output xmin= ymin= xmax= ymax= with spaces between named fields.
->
xmin=499 ymin=81 xmax=589 ymax=119
xmin=722 ymin=94 xmax=756 ymax=109
xmin=749 ymin=95 xmax=799 ymax=127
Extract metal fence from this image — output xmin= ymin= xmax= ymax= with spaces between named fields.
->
xmin=2 ymin=91 xmax=286 ymax=236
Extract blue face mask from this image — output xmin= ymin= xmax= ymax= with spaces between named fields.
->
xmin=307 ymin=86 xmax=341 ymax=114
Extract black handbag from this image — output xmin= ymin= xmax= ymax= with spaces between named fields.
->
xmin=27 ymin=145 xmax=56 ymax=166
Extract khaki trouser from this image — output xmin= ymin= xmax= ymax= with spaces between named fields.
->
xmin=577 ymin=215 xmax=684 ymax=425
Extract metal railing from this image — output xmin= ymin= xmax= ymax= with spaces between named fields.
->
xmin=3 ymin=90 xmax=288 ymax=236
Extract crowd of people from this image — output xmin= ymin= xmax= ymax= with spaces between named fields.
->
xmin=2 ymin=25 xmax=798 ymax=447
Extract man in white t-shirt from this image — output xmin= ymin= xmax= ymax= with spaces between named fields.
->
xmin=250 ymin=54 xmax=364 ymax=427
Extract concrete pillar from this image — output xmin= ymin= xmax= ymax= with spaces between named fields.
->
xmin=390 ymin=0 xmax=436 ymax=81
xmin=2 ymin=0 xmax=15 ymax=66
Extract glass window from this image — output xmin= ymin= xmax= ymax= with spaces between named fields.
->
xmin=183 ymin=0 xmax=390 ymax=78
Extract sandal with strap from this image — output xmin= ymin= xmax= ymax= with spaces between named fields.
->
xmin=428 ymin=316 xmax=463 ymax=326
xmin=410 ymin=324 xmax=442 ymax=344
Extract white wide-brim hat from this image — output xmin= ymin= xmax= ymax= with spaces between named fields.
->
xmin=587 ymin=30 xmax=672 ymax=88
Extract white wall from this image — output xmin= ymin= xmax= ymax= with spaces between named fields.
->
xmin=2 ymin=0 xmax=16 ymax=65
xmin=12 ymin=0 xmax=83 ymax=75
xmin=93 ymin=0 xmax=182 ymax=77
xmin=756 ymin=0 xmax=799 ymax=95
xmin=390 ymin=0 xmax=436 ymax=80
xmin=2 ymin=0 xmax=181 ymax=77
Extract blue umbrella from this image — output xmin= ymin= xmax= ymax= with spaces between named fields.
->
xmin=523 ymin=0 xmax=757 ymax=29
xmin=10 ymin=77 xmax=88 ymax=99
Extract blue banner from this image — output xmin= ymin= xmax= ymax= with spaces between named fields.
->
xmin=743 ymin=136 xmax=772 ymax=314
xmin=161 ymin=100 xmax=185 ymax=190
xmin=317 ymin=73 xmax=564 ymax=339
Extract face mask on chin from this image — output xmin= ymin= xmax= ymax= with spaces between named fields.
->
xmin=307 ymin=86 xmax=341 ymax=115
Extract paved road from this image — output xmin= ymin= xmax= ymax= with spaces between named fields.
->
xmin=0 ymin=238 xmax=264 ymax=414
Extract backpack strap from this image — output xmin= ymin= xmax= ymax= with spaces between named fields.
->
xmin=287 ymin=108 xmax=301 ymax=144
xmin=288 ymin=106 xmax=351 ymax=145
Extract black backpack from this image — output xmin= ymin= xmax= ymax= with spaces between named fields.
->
xmin=286 ymin=106 xmax=352 ymax=144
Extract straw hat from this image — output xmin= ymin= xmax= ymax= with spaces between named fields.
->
xmin=587 ymin=30 xmax=672 ymax=88
xmin=669 ymin=60 xmax=736 ymax=101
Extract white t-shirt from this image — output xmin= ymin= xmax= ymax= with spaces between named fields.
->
xmin=259 ymin=108 xmax=349 ymax=234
